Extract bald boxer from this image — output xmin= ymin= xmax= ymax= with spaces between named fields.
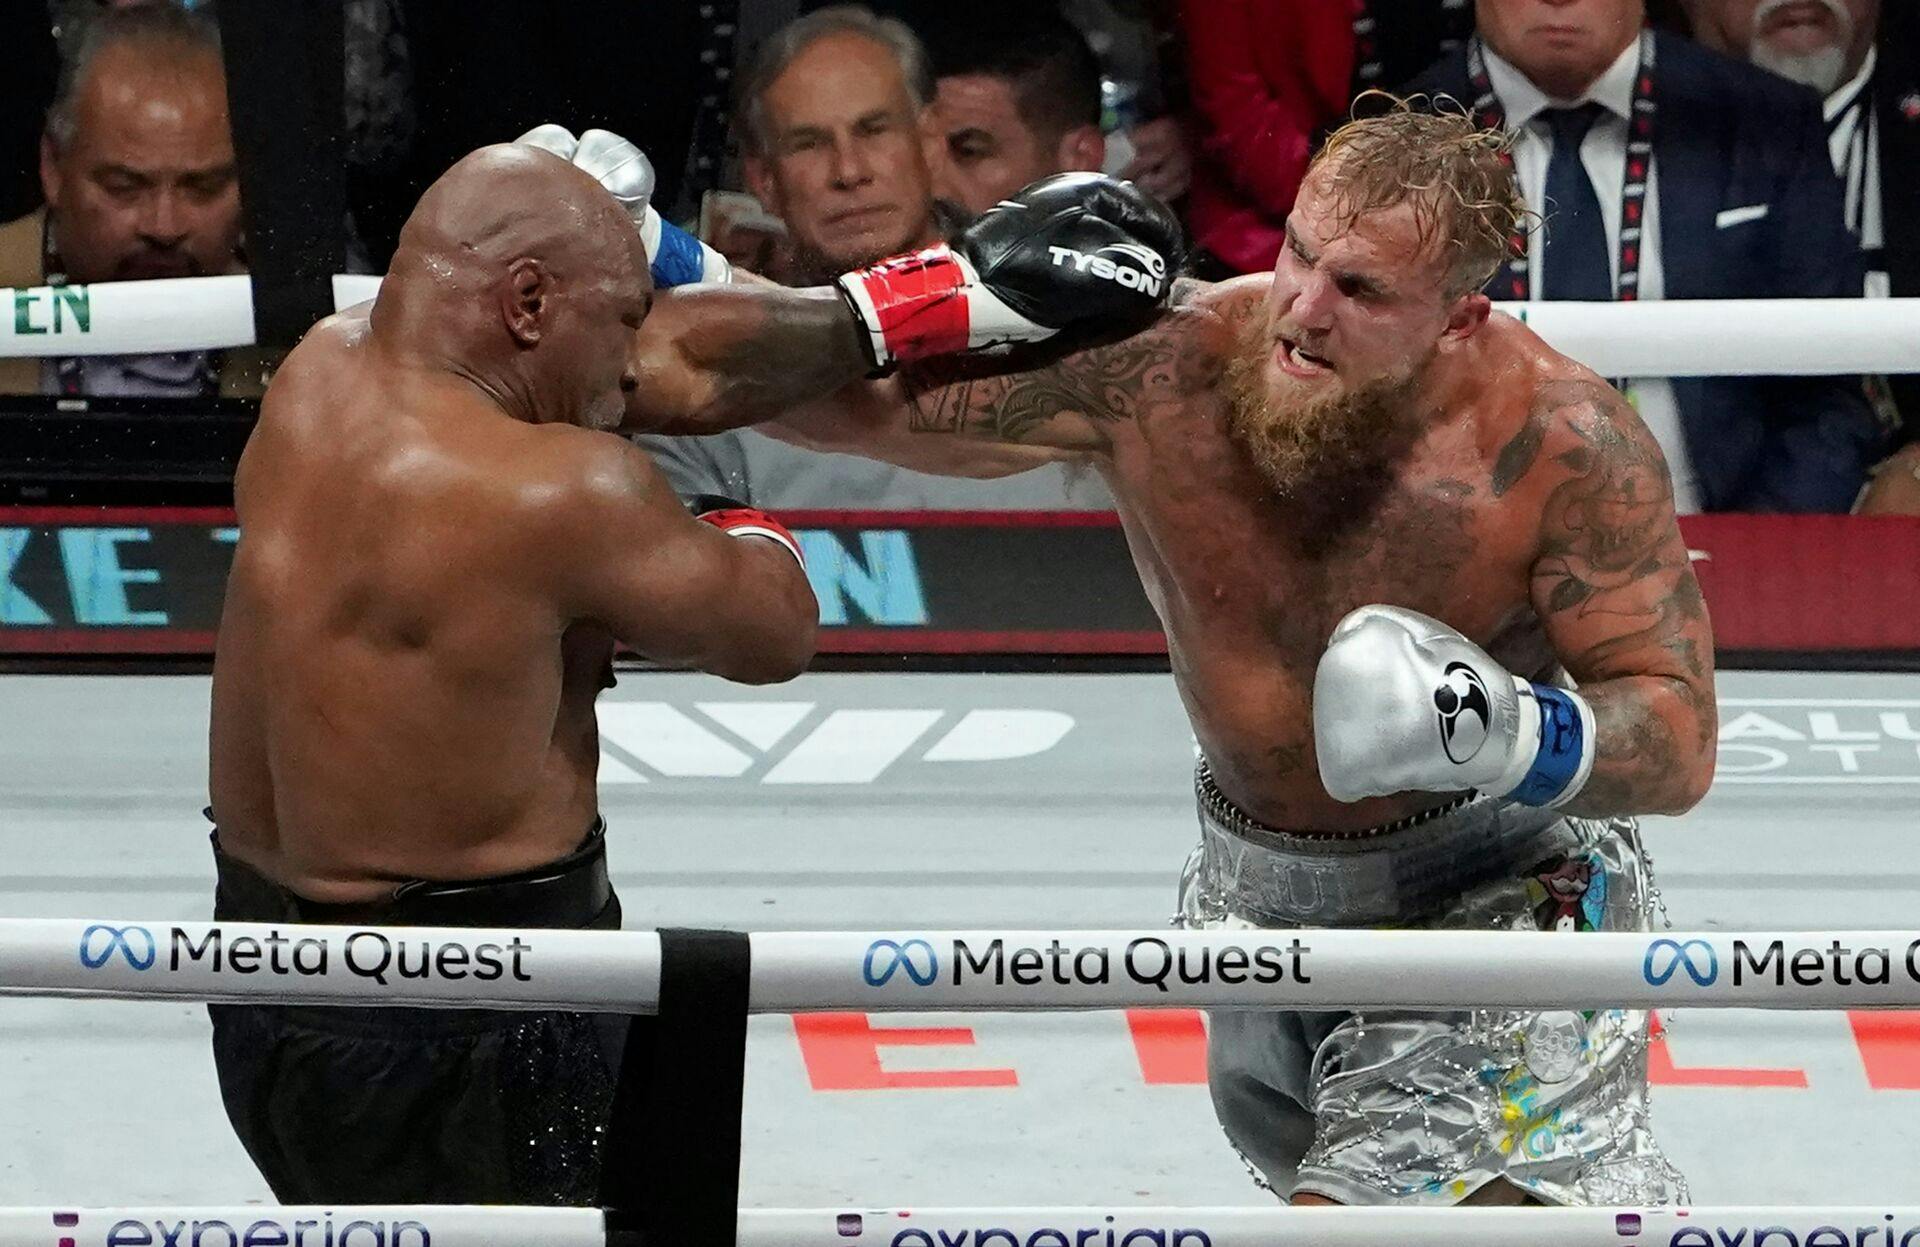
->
xmin=204 ymin=145 xmax=819 ymax=1205
xmin=620 ymin=104 xmax=1715 ymax=1206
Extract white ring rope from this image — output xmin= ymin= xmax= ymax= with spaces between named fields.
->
xmin=5 ymin=1206 xmax=1920 ymax=1247
xmin=1 ymin=275 xmax=1916 ymax=378
xmin=6 ymin=920 xmax=1919 ymax=1011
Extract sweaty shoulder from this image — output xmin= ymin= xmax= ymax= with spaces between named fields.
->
xmin=272 ymin=307 xmax=372 ymax=387
xmin=1480 ymin=317 xmax=1675 ymax=547
xmin=1146 ymin=273 xmax=1268 ymax=388
xmin=528 ymin=424 xmax=667 ymax=520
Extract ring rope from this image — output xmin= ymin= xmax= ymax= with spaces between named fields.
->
xmin=7 ymin=920 xmax=1917 ymax=1011
xmin=3 ymin=1205 xmax=1918 ymax=1247
xmin=2 ymin=276 xmax=1916 ymax=378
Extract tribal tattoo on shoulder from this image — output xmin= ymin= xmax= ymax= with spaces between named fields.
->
xmin=1503 ymin=380 xmax=1717 ymax=814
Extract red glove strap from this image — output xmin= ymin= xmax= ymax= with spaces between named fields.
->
xmin=698 ymin=507 xmax=804 ymax=568
xmin=844 ymin=245 xmax=972 ymax=363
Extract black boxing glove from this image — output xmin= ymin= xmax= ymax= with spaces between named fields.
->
xmin=835 ymin=173 xmax=1184 ymax=372
xmin=689 ymin=494 xmax=804 ymax=567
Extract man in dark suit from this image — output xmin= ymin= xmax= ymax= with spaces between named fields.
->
xmin=1684 ymin=0 xmax=1920 ymax=469
xmin=1408 ymin=0 xmax=1882 ymax=512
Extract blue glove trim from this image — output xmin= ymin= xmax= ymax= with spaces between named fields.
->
xmin=651 ymin=219 xmax=709 ymax=288
xmin=1508 ymin=684 xmax=1589 ymax=807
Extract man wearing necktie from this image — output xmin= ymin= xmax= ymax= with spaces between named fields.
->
xmin=1409 ymin=0 xmax=1883 ymax=512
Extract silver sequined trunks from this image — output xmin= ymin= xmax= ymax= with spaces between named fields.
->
xmin=1177 ymin=761 xmax=1689 ymax=1206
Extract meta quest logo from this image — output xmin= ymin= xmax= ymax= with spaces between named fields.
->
xmin=860 ymin=936 xmax=1313 ymax=993
xmin=75 ymin=924 xmax=535 ymax=986
xmin=1640 ymin=937 xmax=1920 ymax=990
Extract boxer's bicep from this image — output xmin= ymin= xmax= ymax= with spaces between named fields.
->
xmin=553 ymin=441 xmax=814 ymax=682
xmin=1520 ymin=381 xmax=1717 ymax=814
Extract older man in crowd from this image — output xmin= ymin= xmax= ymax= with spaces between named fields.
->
xmin=644 ymin=3 xmax=1110 ymax=509
xmin=1408 ymin=0 xmax=1883 ymax=513
xmin=0 ymin=3 xmax=270 ymax=398
xmin=1681 ymin=0 xmax=1920 ymax=511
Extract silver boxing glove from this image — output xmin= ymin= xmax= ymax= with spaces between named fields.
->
xmin=1312 ymin=605 xmax=1595 ymax=807
xmin=514 ymin=124 xmax=731 ymax=288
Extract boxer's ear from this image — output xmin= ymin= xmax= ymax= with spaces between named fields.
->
xmin=501 ymin=256 xmax=551 ymax=346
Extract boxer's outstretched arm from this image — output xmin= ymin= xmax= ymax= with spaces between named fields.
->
xmin=1517 ymin=380 xmax=1718 ymax=816
xmin=622 ymin=284 xmax=871 ymax=435
xmin=768 ymin=324 xmax=1191 ymax=476
xmin=551 ymin=434 xmax=816 ymax=683
xmin=625 ymin=282 xmax=1195 ymax=477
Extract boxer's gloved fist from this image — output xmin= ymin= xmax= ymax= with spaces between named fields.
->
xmin=835 ymin=172 xmax=1183 ymax=371
xmin=690 ymin=494 xmax=804 ymax=568
xmin=1312 ymin=606 xmax=1596 ymax=808
xmin=513 ymin=124 xmax=732 ymax=288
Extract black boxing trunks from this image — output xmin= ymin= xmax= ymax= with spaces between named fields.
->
xmin=205 ymin=822 xmax=641 ymax=1205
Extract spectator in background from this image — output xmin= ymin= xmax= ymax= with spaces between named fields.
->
xmin=1181 ymin=0 xmax=1473 ymax=275
xmin=642 ymin=4 xmax=1111 ymax=509
xmin=1054 ymin=0 xmax=1192 ymax=201
xmin=925 ymin=11 xmax=1107 ymax=214
xmin=0 ymin=2 xmax=268 ymax=398
xmin=818 ymin=0 xmax=1192 ymax=201
xmin=1407 ymin=0 xmax=1881 ymax=512
xmin=1682 ymin=0 xmax=1920 ymax=472
xmin=739 ymin=4 xmax=952 ymax=285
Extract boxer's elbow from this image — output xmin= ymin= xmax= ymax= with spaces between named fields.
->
xmin=1665 ymin=749 xmax=1717 ymax=815
xmin=712 ymin=560 xmax=817 ymax=684
xmin=1648 ymin=681 xmax=1718 ymax=815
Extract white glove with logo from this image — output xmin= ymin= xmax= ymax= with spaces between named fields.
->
xmin=1312 ymin=605 xmax=1596 ymax=807
xmin=515 ymin=124 xmax=732 ymax=287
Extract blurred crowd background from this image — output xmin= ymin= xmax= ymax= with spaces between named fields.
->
xmin=2 ymin=0 xmax=1917 ymax=514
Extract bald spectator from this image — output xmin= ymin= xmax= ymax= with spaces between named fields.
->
xmin=0 ymin=3 xmax=265 ymax=398
xmin=642 ymin=4 xmax=1111 ymax=510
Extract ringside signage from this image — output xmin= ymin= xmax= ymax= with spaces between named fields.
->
xmin=816 ymin=1209 xmax=1920 ymax=1247
xmin=0 ymin=919 xmax=659 ymax=1012
xmin=6 ymin=508 xmax=1918 ymax=658
xmin=18 ymin=924 xmax=1920 ymax=1013
xmin=0 ymin=1208 xmax=603 ymax=1247
xmin=751 ymin=931 xmax=1920 ymax=1012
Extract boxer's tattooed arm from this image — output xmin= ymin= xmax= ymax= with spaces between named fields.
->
xmin=1520 ymin=381 xmax=1718 ymax=816
xmin=897 ymin=331 xmax=1184 ymax=450
xmin=623 ymin=285 xmax=871 ymax=434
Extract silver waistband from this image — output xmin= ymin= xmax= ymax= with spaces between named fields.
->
xmin=1190 ymin=762 xmax=1579 ymax=926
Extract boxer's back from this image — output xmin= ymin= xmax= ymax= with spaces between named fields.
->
xmin=211 ymin=312 xmax=606 ymax=900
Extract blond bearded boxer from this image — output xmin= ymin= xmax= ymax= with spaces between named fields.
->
xmin=611 ymin=102 xmax=1716 ymax=1207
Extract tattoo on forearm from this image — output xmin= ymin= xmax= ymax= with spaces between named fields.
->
xmin=899 ymin=334 xmax=1178 ymax=445
xmin=1516 ymin=380 xmax=1718 ymax=814
xmin=1566 ymin=681 xmax=1687 ymax=814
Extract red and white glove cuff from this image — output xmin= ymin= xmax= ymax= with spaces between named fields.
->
xmin=698 ymin=507 xmax=804 ymax=568
xmin=834 ymin=244 xmax=1051 ymax=370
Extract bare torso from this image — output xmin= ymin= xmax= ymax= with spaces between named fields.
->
xmin=1095 ymin=279 xmax=1573 ymax=831
xmin=209 ymin=312 xmax=609 ymax=900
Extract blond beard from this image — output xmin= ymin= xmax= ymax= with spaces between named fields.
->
xmin=1224 ymin=319 xmax=1429 ymax=498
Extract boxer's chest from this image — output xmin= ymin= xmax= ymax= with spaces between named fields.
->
xmin=1124 ymin=422 xmax=1542 ymax=669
